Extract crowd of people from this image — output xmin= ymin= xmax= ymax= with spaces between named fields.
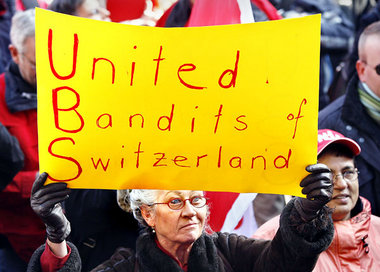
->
xmin=0 ymin=0 xmax=380 ymax=271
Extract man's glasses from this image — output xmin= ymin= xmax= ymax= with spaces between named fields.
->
xmin=362 ymin=60 xmax=380 ymax=75
xmin=151 ymin=196 xmax=207 ymax=210
xmin=330 ymin=168 xmax=359 ymax=183
xmin=21 ymin=52 xmax=36 ymax=70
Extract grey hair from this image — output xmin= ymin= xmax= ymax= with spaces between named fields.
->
xmin=10 ymin=9 xmax=35 ymax=52
xmin=117 ymin=189 xmax=159 ymax=227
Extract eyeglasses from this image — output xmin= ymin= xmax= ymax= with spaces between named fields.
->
xmin=330 ymin=168 xmax=359 ymax=183
xmin=362 ymin=60 xmax=380 ymax=75
xmin=151 ymin=196 xmax=207 ymax=210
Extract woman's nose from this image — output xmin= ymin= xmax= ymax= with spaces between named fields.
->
xmin=333 ymin=174 xmax=348 ymax=189
xmin=182 ymin=200 xmax=197 ymax=216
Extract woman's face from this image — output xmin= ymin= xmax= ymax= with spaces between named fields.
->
xmin=142 ymin=190 xmax=207 ymax=248
xmin=318 ymin=153 xmax=359 ymax=221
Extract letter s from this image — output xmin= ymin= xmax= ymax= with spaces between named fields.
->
xmin=48 ymin=137 xmax=82 ymax=181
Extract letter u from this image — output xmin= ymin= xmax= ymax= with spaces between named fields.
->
xmin=48 ymin=29 xmax=79 ymax=80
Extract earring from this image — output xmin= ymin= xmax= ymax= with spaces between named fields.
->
xmin=152 ymin=227 xmax=156 ymax=233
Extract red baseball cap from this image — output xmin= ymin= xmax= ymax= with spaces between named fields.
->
xmin=318 ymin=129 xmax=361 ymax=156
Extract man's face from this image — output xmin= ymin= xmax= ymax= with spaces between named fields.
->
xmin=10 ymin=36 xmax=36 ymax=87
xmin=318 ymin=153 xmax=359 ymax=221
xmin=357 ymin=35 xmax=380 ymax=98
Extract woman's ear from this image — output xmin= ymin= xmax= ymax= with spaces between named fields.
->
xmin=141 ymin=205 xmax=155 ymax=228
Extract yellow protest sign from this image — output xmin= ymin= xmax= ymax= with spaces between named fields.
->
xmin=36 ymin=8 xmax=320 ymax=196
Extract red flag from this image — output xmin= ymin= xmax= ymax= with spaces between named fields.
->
xmin=188 ymin=0 xmax=241 ymax=26
xmin=205 ymin=192 xmax=257 ymax=236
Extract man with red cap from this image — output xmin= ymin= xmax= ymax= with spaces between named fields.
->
xmin=253 ymin=129 xmax=380 ymax=271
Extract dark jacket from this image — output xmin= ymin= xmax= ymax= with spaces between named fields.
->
xmin=319 ymin=75 xmax=380 ymax=216
xmin=0 ymin=121 xmax=24 ymax=190
xmin=28 ymin=199 xmax=334 ymax=272
xmin=0 ymin=62 xmax=45 ymax=262
xmin=63 ymin=189 xmax=140 ymax=271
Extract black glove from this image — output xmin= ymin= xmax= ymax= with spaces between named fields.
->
xmin=30 ymin=172 xmax=71 ymax=243
xmin=294 ymin=164 xmax=333 ymax=222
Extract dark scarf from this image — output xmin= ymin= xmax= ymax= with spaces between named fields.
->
xmin=4 ymin=61 xmax=36 ymax=113
xmin=137 ymin=232 xmax=222 ymax=272
xmin=350 ymin=197 xmax=364 ymax=218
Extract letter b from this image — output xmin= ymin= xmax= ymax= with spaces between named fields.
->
xmin=52 ymin=86 xmax=84 ymax=133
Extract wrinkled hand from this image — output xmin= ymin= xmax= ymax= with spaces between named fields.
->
xmin=294 ymin=164 xmax=333 ymax=222
xmin=30 ymin=172 xmax=71 ymax=243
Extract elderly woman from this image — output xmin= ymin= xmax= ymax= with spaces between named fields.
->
xmin=27 ymin=165 xmax=334 ymax=272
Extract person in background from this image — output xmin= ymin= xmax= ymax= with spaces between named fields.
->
xmin=254 ymin=129 xmax=380 ymax=271
xmin=328 ymin=1 xmax=380 ymax=103
xmin=0 ymin=121 xmax=24 ymax=191
xmin=0 ymin=9 xmax=45 ymax=271
xmin=48 ymin=0 xmax=110 ymax=21
xmin=319 ymin=21 xmax=380 ymax=217
xmin=27 ymin=164 xmax=333 ymax=271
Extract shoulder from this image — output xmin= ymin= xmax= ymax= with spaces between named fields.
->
xmin=318 ymin=95 xmax=345 ymax=126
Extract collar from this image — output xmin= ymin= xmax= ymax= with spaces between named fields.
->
xmin=350 ymin=196 xmax=363 ymax=218
xmin=359 ymin=82 xmax=380 ymax=101
xmin=329 ymin=197 xmax=372 ymax=263
xmin=137 ymin=231 xmax=221 ymax=272
xmin=155 ymin=237 xmax=188 ymax=271
xmin=4 ymin=61 xmax=36 ymax=113
xmin=358 ymin=81 xmax=380 ymax=124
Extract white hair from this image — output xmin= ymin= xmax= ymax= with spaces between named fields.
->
xmin=10 ymin=9 xmax=35 ymax=52
xmin=117 ymin=189 xmax=160 ymax=227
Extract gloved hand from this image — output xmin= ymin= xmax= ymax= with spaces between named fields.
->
xmin=30 ymin=172 xmax=71 ymax=243
xmin=294 ymin=164 xmax=333 ymax=222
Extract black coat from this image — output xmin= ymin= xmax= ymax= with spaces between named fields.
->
xmin=0 ymin=121 xmax=24 ymax=190
xmin=62 ymin=189 xmax=140 ymax=271
xmin=319 ymin=75 xmax=380 ymax=216
xmin=27 ymin=199 xmax=334 ymax=272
